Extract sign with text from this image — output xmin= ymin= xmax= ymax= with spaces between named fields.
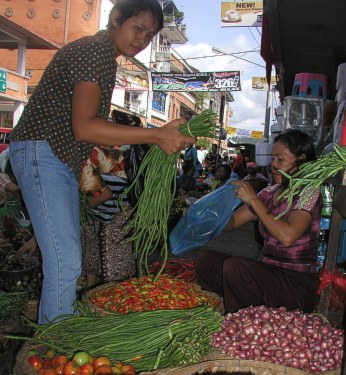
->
xmin=221 ymin=1 xmax=263 ymax=27
xmin=0 ymin=69 xmax=7 ymax=93
xmin=151 ymin=71 xmax=241 ymax=92
xmin=226 ymin=126 xmax=263 ymax=139
xmin=252 ymin=76 xmax=277 ymax=91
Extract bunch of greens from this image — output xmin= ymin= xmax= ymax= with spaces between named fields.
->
xmin=276 ymin=144 xmax=346 ymax=218
xmin=122 ymin=110 xmax=218 ymax=278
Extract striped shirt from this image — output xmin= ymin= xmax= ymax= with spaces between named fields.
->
xmin=91 ymin=174 xmax=128 ymax=223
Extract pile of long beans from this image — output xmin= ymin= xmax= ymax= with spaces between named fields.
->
xmin=6 ymin=303 xmax=221 ymax=372
xmin=276 ymin=144 xmax=346 ymax=218
xmin=123 ymin=110 xmax=218 ymax=277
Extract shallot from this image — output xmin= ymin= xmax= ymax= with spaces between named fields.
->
xmin=212 ymin=305 xmax=344 ymax=373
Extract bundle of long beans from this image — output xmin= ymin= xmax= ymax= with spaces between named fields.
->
xmin=276 ymin=144 xmax=346 ymax=218
xmin=6 ymin=303 xmax=222 ymax=372
xmin=123 ymin=110 xmax=218 ymax=278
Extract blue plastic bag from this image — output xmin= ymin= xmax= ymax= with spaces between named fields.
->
xmin=170 ymin=179 xmax=241 ymax=256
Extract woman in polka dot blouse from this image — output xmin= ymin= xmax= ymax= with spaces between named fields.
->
xmin=9 ymin=0 xmax=195 ymax=324
xmin=195 ymin=130 xmax=322 ymax=314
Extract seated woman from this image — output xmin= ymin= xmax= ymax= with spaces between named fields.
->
xmin=177 ymin=161 xmax=196 ymax=196
xmin=80 ymin=146 xmax=136 ymax=289
xmin=195 ymin=129 xmax=322 ymax=314
xmin=201 ymin=164 xmax=235 ymax=192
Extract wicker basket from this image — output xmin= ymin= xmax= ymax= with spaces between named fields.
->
xmin=82 ymin=280 xmax=225 ymax=315
xmin=22 ymin=300 xmax=38 ymax=322
xmin=14 ymin=341 xmax=40 ymax=375
xmin=142 ymin=349 xmax=341 ymax=375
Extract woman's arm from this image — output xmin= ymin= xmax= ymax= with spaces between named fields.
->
xmin=88 ymin=186 xmax=113 ymax=209
xmin=233 ymin=181 xmax=312 ymax=246
xmin=71 ymin=82 xmax=196 ymax=154
xmin=223 ymin=203 xmax=257 ymax=232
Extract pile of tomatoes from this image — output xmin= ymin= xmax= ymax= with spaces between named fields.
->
xmin=28 ymin=350 xmax=136 ymax=375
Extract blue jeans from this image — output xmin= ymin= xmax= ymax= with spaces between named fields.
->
xmin=9 ymin=141 xmax=82 ymax=323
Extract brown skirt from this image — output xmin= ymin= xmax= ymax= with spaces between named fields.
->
xmin=81 ymin=210 xmax=136 ymax=283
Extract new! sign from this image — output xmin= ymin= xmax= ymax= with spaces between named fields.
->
xmin=0 ymin=69 xmax=7 ymax=93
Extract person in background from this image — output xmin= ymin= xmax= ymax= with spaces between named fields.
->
xmin=196 ymin=145 xmax=204 ymax=177
xmin=196 ymin=129 xmax=321 ymax=314
xmin=232 ymin=149 xmax=250 ymax=179
xmin=243 ymin=161 xmax=268 ymax=194
xmin=80 ymin=146 xmax=135 ymax=289
xmin=0 ymin=149 xmax=37 ymax=256
xmin=204 ymin=144 xmax=220 ymax=176
xmin=177 ymin=161 xmax=197 ymax=196
xmin=9 ymin=0 xmax=195 ymax=324
xmin=210 ymin=164 xmax=233 ymax=191
xmin=184 ymin=144 xmax=202 ymax=179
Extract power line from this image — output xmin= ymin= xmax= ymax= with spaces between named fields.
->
xmin=118 ymin=50 xmax=262 ymax=68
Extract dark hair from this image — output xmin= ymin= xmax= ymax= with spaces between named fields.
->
xmin=274 ymin=129 xmax=316 ymax=168
xmin=216 ymin=164 xmax=232 ymax=181
xmin=108 ymin=0 xmax=164 ymax=32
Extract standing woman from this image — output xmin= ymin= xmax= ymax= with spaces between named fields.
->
xmin=9 ymin=0 xmax=195 ymax=324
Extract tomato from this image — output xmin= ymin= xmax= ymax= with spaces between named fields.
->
xmin=93 ymin=357 xmax=111 ymax=370
xmin=41 ymin=370 xmax=57 ymax=375
xmin=45 ymin=350 xmax=55 ymax=358
xmin=55 ymin=363 xmax=65 ymax=375
xmin=63 ymin=361 xmax=81 ymax=375
xmin=120 ymin=364 xmax=136 ymax=374
xmin=80 ymin=363 xmax=94 ymax=375
xmin=73 ymin=351 xmax=91 ymax=367
xmin=94 ymin=365 xmax=113 ymax=375
xmin=42 ymin=357 xmax=53 ymax=368
xmin=52 ymin=354 xmax=69 ymax=367
xmin=112 ymin=367 xmax=122 ymax=375
xmin=28 ymin=355 xmax=43 ymax=372
xmin=114 ymin=361 xmax=123 ymax=369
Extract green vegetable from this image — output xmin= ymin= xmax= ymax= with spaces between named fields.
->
xmin=122 ymin=110 xmax=218 ymax=278
xmin=0 ymin=290 xmax=27 ymax=323
xmin=276 ymin=144 xmax=346 ymax=218
xmin=7 ymin=302 xmax=222 ymax=372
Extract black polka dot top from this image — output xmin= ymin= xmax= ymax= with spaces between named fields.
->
xmin=11 ymin=30 xmax=117 ymax=178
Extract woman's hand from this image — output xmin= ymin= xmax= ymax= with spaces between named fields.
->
xmin=157 ymin=118 xmax=196 ymax=155
xmin=231 ymin=180 xmax=258 ymax=204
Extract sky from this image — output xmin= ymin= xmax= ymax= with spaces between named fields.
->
xmin=170 ymin=0 xmax=277 ymax=133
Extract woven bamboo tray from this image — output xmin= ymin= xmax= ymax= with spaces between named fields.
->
xmin=82 ymin=280 xmax=225 ymax=315
xmin=142 ymin=349 xmax=341 ymax=375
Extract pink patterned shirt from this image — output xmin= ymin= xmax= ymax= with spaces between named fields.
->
xmin=249 ymin=184 xmax=322 ymax=273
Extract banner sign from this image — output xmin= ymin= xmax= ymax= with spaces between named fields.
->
xmin=221 ymin=1 xmax=263 ymax=27
xmin=226 ymin=126 xmax=263 ymax=139
xmin=252 ymin=76 xmax=277 ymax=91
xmin=151 ymin=71 xmax=241 ymax=92
xmin=115 ymin=68 xmax=149 ymax=91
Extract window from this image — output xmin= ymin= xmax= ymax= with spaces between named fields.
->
xmin=152 ymin=92 xmax=166 ymax=113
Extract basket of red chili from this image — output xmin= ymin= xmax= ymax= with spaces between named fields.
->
xmin=83 ymin=274 xmax=224 ymax=315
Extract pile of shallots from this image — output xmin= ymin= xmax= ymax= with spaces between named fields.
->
xmin=212 ymin=305 xmax=343 ymax=373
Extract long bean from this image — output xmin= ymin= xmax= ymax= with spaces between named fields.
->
xmin=6 ymin=303 xmax=221 ymax=372
xmin=121 ymin=110 xmax=218 ymax=278
xmin=276 ymin=144 xmax=346 ymax=218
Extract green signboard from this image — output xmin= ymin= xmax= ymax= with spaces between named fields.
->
xmin=0 ymin=69 xmax=7 ymax=93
